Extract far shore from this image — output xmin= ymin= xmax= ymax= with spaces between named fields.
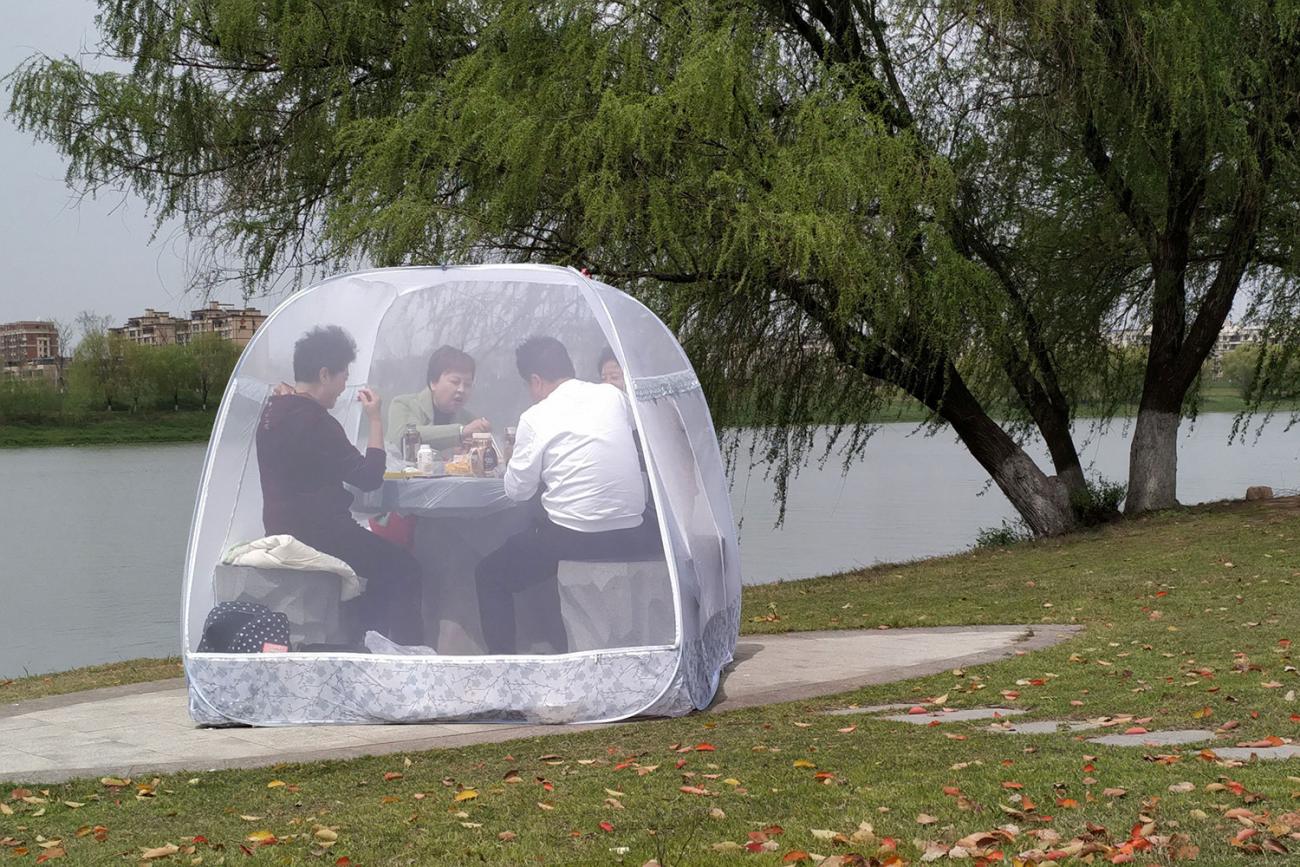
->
xmin=3 ymin=388 xmax=1295 ymax=449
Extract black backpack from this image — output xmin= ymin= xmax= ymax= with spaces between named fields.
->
xmin=197 ymin=601 xmax=291 ymax=653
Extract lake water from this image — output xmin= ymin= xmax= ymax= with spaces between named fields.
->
xmin=1 ymin=413 xmax=1295 ymax=678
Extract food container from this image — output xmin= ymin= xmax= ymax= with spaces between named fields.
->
xmin=444 ymin=454 xmax=474 ymax=476
xmin=470 ymin=432 xmax=498 ymax=476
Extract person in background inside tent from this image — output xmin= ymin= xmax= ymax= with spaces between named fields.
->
xmin=597 ymin=345 xmax=626 ymax=391
xmin=388 ymin=345 xmax=491 ymax=452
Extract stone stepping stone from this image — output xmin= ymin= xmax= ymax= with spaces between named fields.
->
xmin=1214 ymin=745 xmax=1300 ymax=761
xmin=823 ymin=703 xmax=917 ymax=716
xmin=987 ymin=720 xmax=1101 ymax=735
xmin=881 ymin=707 xmax=1025 ymax=725
xmin=1087 ymin=729 xmax=1215 ymax=747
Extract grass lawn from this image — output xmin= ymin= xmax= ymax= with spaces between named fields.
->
xmin=0 ymin=659 xmax=182 ymax=705
xmin=4 ymin=499 xmax=1300 ymax=864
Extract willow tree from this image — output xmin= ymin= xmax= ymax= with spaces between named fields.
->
xmin=9 ymin=0 xmax=1296 ymax=531
xmin=959 ymin=0 xmax=1300 ymax=512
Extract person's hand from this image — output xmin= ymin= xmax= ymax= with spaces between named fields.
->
xmin=272 ymin=381 xmax=294 ymax=396
xmin=461 ymin=417 xmax=492 ymax=439
xmin=357 ymin=387 xmax=382 ymax=420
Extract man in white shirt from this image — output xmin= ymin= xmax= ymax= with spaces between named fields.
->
xmin=475 ymin=336 xmax=660 ymax=654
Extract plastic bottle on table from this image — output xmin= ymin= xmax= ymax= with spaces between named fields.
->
xmin=417 ymin=445 xmax=435 ymax=475
xmin=401 ymin=423 xmax=420 ymax=465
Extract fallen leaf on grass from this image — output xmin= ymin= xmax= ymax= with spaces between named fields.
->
xmin=34 ymin=849 xmax=65 ymax=863
xmin=453 ymin=789 xmax=478 ymax=802
xmin=916 ymin=814 xmax=938 ymax=825
xmin=1169 ymin=782 xmax=1196 ymax=793
xmin=498 ymin=831 xmax=516 ymax=842
xmin=383 ymin=772 xmax=403 ymax=782
xmin=140 ymin=844 xmax=179 ymax=859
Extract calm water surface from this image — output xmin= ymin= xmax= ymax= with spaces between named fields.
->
xmin=1 ymin=414 xmax=1295 ymax=678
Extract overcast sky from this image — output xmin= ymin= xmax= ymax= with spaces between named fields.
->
xmin=1 ymin=1 xmax=286 ymax=336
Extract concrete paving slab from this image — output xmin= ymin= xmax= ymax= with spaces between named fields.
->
xmin=822 ymin=703 xmax=918 ymax=716
xmin=1214 ymin=745 xmax=1300 ymax=761
xmin=0 ymin=624 xmax=1079 ymax=784
xmin=987 ymin=720 xmax=1102 ymax=735
xmin=1087 ymin=729 xmax=1215 ymax=747
xmin=882 ymin=707 xmax=1026 ymax=724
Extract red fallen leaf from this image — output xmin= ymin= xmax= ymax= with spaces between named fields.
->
xmin=762 ymin=825 xmax=786 ymax=836
xmin=35 ymin=850 xmax=65 ymax=864
xmin=1057 ymin=798 xmax=1080 ymax=808
xmin=679 ymin=786 xmax=709 ymax=796
xmin=1156 ymin=591 xmax=1168 ymax=597
xmin=1237 ymin=736 xmax=1285 ymax=748
xmin=599 ymin=821 xmax=614 ymax=832
xmin=335 ymin=859 xmax=353 ymax=867
xmin=1291 ymin=714 xmax=1300 ymax=723
xmin=783 ymin=851 xmax=813 ymax=863
xmin=1028 ymin=679 xmax=1047 ymax=686
xmin=1124 ymin=727 xmax=1148 ymax=735
xmin=908 ymin=706 xmax=928 ymax=715
xmin=192 ymin=836 xmax=208 ymax=844
xmin=943 ymin=786 xmax=962 ymax=796
xmin=1082 ymin=763 xmax=1096 ymax=772
xmin=1002 ymin=691 xmax=1021 ymax=700
xmin=1226 ymin=780 xmax=1246 ymax=795
xmin=675 ymin=759 xmax=688 ymax=769
xmin=383 ymin=772 xmax=403 ymax=782
xmin=1002 ymin=781 xmax=1024 ymax=789
xmin=695 ymin=743 xmax=716 ymax=752
xmin=745 ymin=841 xmax=768 ymax=853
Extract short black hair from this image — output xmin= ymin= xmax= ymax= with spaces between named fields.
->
xmin=597 ymin=346 xmax=618 ymax=375
xmin=516 ymin=335 xmax=576 ymax=382
xmin=427 ymin=345 xmax=475 ymax=385
xmin=293 ymin=325 xmax=356 ymax=382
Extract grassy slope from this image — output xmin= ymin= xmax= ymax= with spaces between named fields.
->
xmin=0 ymin=659 xmax=183 ymax=704
xmin=4 ymin=500 xmax=1300 ymax=863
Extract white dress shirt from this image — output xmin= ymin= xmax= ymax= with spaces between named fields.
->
xmin=504 ymin=379 xmax=646 ymax=533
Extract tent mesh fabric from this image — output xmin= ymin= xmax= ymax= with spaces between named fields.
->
xmin=183 ymin=265 xmax=740 ymax=725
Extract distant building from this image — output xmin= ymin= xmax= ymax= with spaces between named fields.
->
xmin=112 ymin=308 xmax=183 ymax=346
xmin=1 ymin=321 xmax=62 ymax=385
xmin=1 ymin=320 xmax=59 ymax=365
xmin=1214 ymin=321 xmax=1263 ymax=357
xmin=111 ymin=301 xmax=266 ymax=348
xmin=180 ymin=301 xmax=266 ymax=347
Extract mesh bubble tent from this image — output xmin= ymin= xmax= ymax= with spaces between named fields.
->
xmin=183 ymin=264 xmax=741 ymax=725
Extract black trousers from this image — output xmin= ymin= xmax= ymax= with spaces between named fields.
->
xmin=475 ymin=515 xmax=662 ymax=654
xmin=290 ymin=521 xmax=425 ymax=646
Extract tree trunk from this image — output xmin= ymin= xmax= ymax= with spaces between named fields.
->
xmin=940 ymin=377 xmax=1076 ymax=536
xmin=1126 ymin=404 xmax=1180 ymax=513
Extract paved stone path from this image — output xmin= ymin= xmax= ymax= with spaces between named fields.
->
xmin=0 ymin=625 xmax=1077 ymax=784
